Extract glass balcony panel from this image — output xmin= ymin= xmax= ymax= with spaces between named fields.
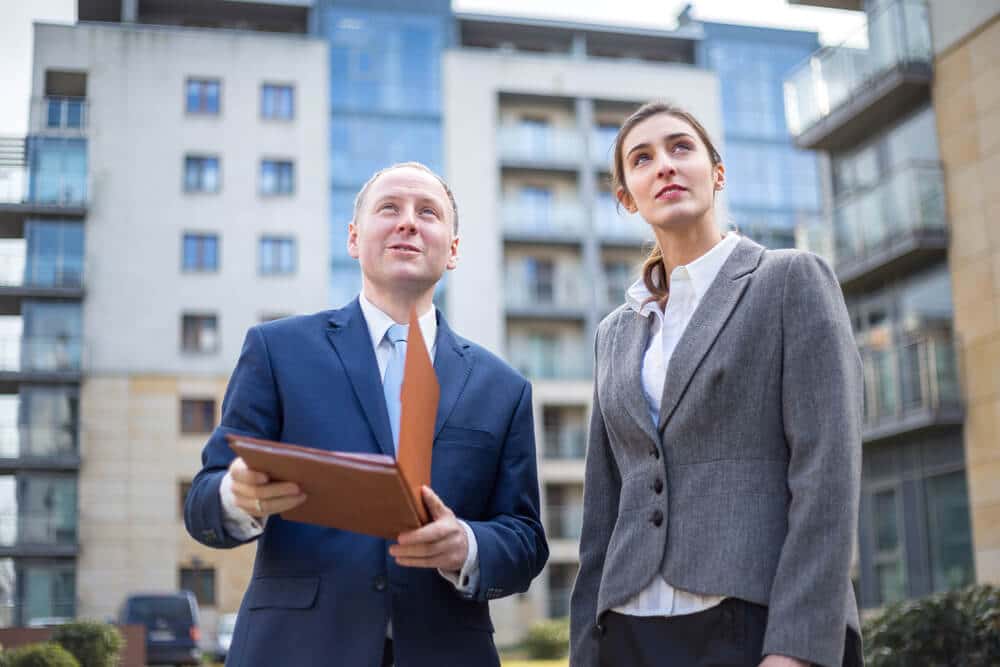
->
xmin=546 ymin=503 xmax=583 ymax=540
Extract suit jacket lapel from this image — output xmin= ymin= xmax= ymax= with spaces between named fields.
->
xmin=612 ymin=308 xmax=660 ymax=447
xmin=325 ymin=298 xmax=395 ymax=457
xmin=432 ymin=312 xmax=473 ymax=440
xmin=657 ymin=238 xmax=764 ymax=433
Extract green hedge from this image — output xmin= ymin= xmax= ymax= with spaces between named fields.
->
xmin=863 ymin=584 xmax=1000 ymax=666
xmin=522 ymin=617 xmax=570 ymax=660
xmin=2 ymin=643 xmax=80 ymax=667
xmin=50 ymin=621 xmax=123 ymax=667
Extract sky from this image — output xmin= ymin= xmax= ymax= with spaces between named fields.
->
xmin=0 ymin=0 xmax=865 ymax=135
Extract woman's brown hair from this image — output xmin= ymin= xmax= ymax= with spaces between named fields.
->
xmin=610 ymin=101 xmax=724 ymax=307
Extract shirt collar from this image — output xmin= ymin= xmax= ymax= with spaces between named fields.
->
xmin=358 ymin=291 xmax=437 ymax=352
xmin=625 ymin=232 xmax=741 ymax=316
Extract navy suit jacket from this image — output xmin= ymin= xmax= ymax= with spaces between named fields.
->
xmin=184 ymin=299 xmax=548 ymax=667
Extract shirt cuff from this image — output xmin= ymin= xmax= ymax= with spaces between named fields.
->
xmin=437 ymin=520 xmax=479 ymax=596
xmin=220 ymin=470 xmax=266 ymax=540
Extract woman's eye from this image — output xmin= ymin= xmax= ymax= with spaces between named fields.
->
xmin=633 ymin=154 xmax=650 ymax=166
xmin=673 ymin=142 xmax=693 ymax=153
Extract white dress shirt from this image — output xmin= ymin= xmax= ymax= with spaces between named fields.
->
xmin=219 ymin=292 xmax=480 ymax=596
xmin=612 ymin=232 xmax=740 ymax=617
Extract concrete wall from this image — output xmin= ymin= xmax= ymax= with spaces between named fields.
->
xmin=931 ymin=12 xmax=1000 ymax=583
xmin=928 ymin=0 xmax=1000 ymax=56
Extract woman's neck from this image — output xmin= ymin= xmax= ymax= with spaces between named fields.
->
xmin=653 ymin=220 xmax=725 ymax=285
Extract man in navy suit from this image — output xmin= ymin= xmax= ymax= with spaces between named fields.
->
xmin=184 ymin=162 xmax=548 ymax=666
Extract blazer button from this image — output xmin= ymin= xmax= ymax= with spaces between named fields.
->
xmin=650 ymin=509 xmax=663 ymax=527
xmin=650 ymin=447 xmax=660 ymax=459
xmin=592 ymin=623 xmax=605 ymax=638
xmin=653 ymin=478 xmax=664 ymax=494
xmin=373 ymin=575 xmax=387 ymax=592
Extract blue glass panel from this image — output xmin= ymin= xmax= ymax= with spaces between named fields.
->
xmin=205 ymin=82 xmax=220 ymax=114
xmin=27 ymin=138 xmax=87 ymax=205
xmin=330 ymin=116 xmax=441 ymax=187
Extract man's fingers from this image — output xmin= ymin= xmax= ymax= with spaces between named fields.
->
xmin=421 ymin=486 xmax=452 ymax=520
xmin=396 ymin=519 xmax=450 ymax=545
xmin=237 ymin=493 xmax=307 ymax=517
xmin=229 ymin=457 xmax=269 ymax=485
xmin=232 ymin=480 xmax=301 ymax=501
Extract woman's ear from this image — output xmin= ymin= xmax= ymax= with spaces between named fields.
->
xmin=713 ymin=163 xmax=726 ymax=192
xmin=616 ymin=186 xmax=637 ymax=214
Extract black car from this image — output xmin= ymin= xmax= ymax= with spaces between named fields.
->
xmin=119 ymin=592 xmax=202 ymax=665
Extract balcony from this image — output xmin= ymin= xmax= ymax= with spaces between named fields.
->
xmin=834 ymin=162 xmax=947 ymax=292
xmin=590 ymin=126 xmax=620 ymax=169
xmin=507 ymin=336 xmax=590 ymax=380
xmin=505 ymin=266 xmax=587 ymax=320
xmin=546 ymin=503 xmax=583 ymax=541
xmin=497 ymin=125 xmax=583 ymax=171
xmin=29 ymin=98 xmax=88 ymax=137
xmin=0 ymin=337 xmax=83 ymax=383
xmin=501 ymin=199 xmax=586 ymax=243
xmin=0 ymin=510 xmax=77 ymax=557
xmin=595 ymin=199 xmax=650 ymax=246
xmin=784 ymin=0 xmax=933 ymax=151
xmin=543 ymin=426 xmax=587 ymax=460
xmin=0 ymin=251 xmax=85 ymax=304
xmin=0 ymin=426 xmax=79 ymax=469
xmin=860 ymin=328 xmax=962 ymax=443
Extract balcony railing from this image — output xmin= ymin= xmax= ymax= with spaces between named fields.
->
xmin=595 ymin=201 xmax=650 ymax=243
xmin=0 ymin=252 xmax=84 ymax=290
xmin=501 ymin=200 xmax=586 ymax=237
xmin=507 ymin=337 xmax=591 ymax=380
xmin=590 ymin=127 xmax=620 ymax=167
xmin=546 ymin=503 xmax=583 ymax=540
xmin=0 ymin=511 xmax=77 ymax=547
xmin=784 ymin=0 xmax=932 ymax=144
xmin=834 ymin=162 xmax=946 ymax=280
xmin=0 ymin=166 xmax=89 ymax=208
xmin=31 ymin=97 xmax=88 ymax=135
xmin=505 ymin=266 xmax=587 ymax=314
xmin=860 ymin=329 xmax=961 ymax=437
xmin=497 ymin=125 xmax=584 ymax=166
xmin=543 ymin=427 xmax=587 ymax=459
xmin=0 ymin=425 xmax=78 ymax=459
xmin=0 ymin=337 xmax=83 ymax=374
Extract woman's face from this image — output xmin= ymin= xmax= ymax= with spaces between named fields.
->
xmin=617 ymin=112 xmax=724 ymax=233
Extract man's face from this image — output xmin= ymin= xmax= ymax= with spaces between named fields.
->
xmin=347 ymin=167 xmax=459 ymax=299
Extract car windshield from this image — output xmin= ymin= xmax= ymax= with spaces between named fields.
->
xmin=126 ymin=597 xmax=192 ymax=627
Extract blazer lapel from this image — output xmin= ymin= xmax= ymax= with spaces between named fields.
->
xmin=612 ymin=308 xmax=660 ymax=447
xmin=325 ymin=298 xmax=395 ymax=456
xmin=657 ymin=238 xmax=765 ymax=433
xmin=432 ymin=312 xmax=473 ymax=440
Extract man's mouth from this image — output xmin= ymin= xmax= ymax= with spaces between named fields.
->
xmin=388 ymin=243 xmax=421 ymax=254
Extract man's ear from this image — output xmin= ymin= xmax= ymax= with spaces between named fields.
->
xmin=616 ymin=187 xmax=637 ymax=214
xmin=347 ymin=222 xmax=360 ymax=259
xmin=445 ymin=235 xmax=460 ymax=271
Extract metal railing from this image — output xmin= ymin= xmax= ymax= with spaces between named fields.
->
xmin=31 ymin=97 xmax=88 ymax=135
xmin=506 ymin=337 xmax=591 ymax=380
xmin=860 ymin=328 xmax=960 ymax=429
xmin=501 ymin=199 xmax=586 ymax=236
xmin=0 ymin=337 xmax=83 ymax=373
xmin=0 ymin=425 xmax=77 ymax=459
xmin=0 ymin=511 xmax=78 ymax=547
xmin=545 ymin=503 xmax=584 ymax=540
xmin=497 ymin=125 xmax=584 ymax=165
xmin=543 ymin=427 xmax=587 ymax=459
xmin=505 ymin=263 xmax=587 ymax=312
xmin=833 ymin=161 xmax=946 ymax=269
xmin=0 ymin=251 xmax=84 ymax=289
xmin=0 ymin=165 xmax=88 ymax=208
xmin=784 ymin=0 xmax=932 ymax=137
xmin=595 ymin=201 xmax=650 ymax=243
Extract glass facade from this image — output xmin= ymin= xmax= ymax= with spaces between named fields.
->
xmin=26 ymin=138 xmax=87 ymax=206
xmin=697 ymin=25 xmax=822 ymax=249
xmin=314 ymin=1 xmax=451 ymax=306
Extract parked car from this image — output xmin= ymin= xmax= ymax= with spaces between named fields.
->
xmin=119 ymin=591 xmax=202 ymax=665
xmin=215 ymin=612 xmax=237 ymax=661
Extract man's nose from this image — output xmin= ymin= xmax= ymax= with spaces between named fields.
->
xmin=395 ymin=209 xmax=418 ymax=232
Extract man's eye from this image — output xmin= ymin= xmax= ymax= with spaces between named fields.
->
xmin=380 ymin=203 xmax=397 ymax=212
xmin=421 ymin=208 xmax=438 ymax=217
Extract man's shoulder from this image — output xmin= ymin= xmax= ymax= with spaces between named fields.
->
xmin=448 ymin=331 xmax=528 ymax=388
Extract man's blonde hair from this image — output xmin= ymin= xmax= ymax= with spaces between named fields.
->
xmin=352 ymin=162 xmax=459 ymax=234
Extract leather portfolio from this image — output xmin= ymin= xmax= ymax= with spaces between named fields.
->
xmin=226 ymin=307 xmax=440 ymax=540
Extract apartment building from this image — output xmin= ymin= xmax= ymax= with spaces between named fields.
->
xmin=0 ymin=0 xmax=329 ymax=638
xmin=785 ymin=0 xmax=977 ymax=607
xmin=443 ymin=13 xmax=721 ymax=644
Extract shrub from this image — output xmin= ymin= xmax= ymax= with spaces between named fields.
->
xmin=522 ymin=617 xmax=570 ymax=660
xmin=3 ymin=642 xmax=80 ymax=667
xmin=51 ymin=622 xmax=123 ymax=667
xmin=863 ymin=584 xmax=1000 ymax=666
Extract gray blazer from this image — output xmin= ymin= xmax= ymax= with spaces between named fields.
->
xmin=569 ymin=237 xmax=862 ymax=667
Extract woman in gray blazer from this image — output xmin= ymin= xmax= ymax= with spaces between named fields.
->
xmin=569 ymin=101 xmax=864 ymax=667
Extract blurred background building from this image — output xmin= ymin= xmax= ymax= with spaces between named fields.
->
xmin=0 ymin=0 xmax=996 ymax=653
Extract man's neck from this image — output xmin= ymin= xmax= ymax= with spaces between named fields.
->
xmin=361 ymin=287 xmax=435 ymax=325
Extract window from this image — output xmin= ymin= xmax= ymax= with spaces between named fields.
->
xmin=181 ymin=314 xmax=218 ymax=353
xmin=180 ymin=399 xmax=215 ymax=434
xmin=524 ymin=258 xmax=555 ymax=304
xmin=182 ymin=233 xmax=218 ymax=272
xmin=184 ymin=156 xmax=220 ymax=193
xmin=186 ymin=79 xmax=220 ymax=114
xmin=178 ymin=480 xmax=193 ymax=517
xmin=261 ymin=84 xmax=294 ymax=120
xmin=179 ymin=566 xmax=216 ymax=606
xmin=260 ymin=160 xmax=294 ymax=196
xmin=259 ymin=236 xmax=296 ymax=275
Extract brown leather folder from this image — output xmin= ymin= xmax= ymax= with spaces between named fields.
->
xmin=226 ymin=307 xmax=440 ymax=540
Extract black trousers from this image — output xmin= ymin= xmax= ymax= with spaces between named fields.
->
xmin=598 ymin=598 xmax=863 ymax=667
xmin=381 ymin=638 xmax=393 ymax=667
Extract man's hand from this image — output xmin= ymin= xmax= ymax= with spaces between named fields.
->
xmin=760 ymin=655 xmax=809 ymax=667
xmin=229 ymin=456 xmax=306 ymax=518
xmin=390 ymin=486 xmax=469 ymax=572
